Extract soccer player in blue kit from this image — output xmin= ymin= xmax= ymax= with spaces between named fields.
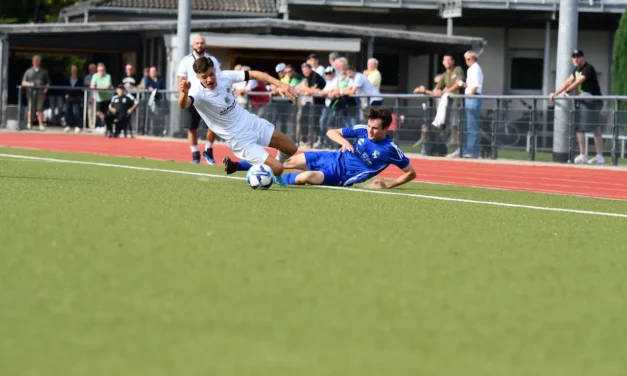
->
xmin=223 ymin=107 xmax=417 ymax=189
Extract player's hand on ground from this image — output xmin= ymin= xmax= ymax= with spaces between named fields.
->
xmin=340 ymin=142 xmax=354 ymax=153
xmin=370 ymin=179 xmax=388 ymax=189
xmin=179 ymin=80 xmax=191 ymax=94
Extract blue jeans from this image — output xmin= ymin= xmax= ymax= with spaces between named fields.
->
xmin=463 ymin=98 xmax=482 ymax=158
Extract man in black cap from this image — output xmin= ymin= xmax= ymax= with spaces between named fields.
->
xmin=105 ymin=84 xmax=139 ymax=138
xmin=550 ymin=49 xmax=605 ymax=165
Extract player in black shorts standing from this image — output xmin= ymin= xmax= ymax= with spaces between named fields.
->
xmin=176 ymin=34 xmax=222 ymax=164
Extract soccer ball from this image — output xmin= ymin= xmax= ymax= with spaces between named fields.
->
xmin=246 ymin=164 xmax=274 ymax=190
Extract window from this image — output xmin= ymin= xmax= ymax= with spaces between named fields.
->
xmin=373 ymin=53 xmax=399 ymax=87
xmin=510 ymin=57 xmax=543 ymax=91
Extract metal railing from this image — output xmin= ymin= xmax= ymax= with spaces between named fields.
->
xmin=8 ymin=85 xmax=627 ymax=166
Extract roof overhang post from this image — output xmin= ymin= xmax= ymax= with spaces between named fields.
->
xmin=0 ymin=34 xmax=9 ymax=128
xmin=366 ymin=37 xmax=374 ymax=59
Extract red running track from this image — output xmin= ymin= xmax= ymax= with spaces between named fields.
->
xmin=2 ymin=132 xmax=627 ymax=200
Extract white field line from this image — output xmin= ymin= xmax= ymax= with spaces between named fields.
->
xmin=1 ymin=153 xmax=626 ymax=219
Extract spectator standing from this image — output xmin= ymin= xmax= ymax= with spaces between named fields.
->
xmin=63 ymin=64 xmax=84 ymax=133
xmin=307 ymin=53 xmax=326 ymax=77
xmin=49 ymin=65 xmax=66 ymax=126
xmin=329 ymin=52 xmax=340 ymax=74
xmin=137 ymin=67 xmax=150 ymax=89
xmin=363 ymin=58 xmax=382 ymax=90
xmin=414 ymin=54 xmax=465 ymax=157
xmin=344 ymin=66 xmax=383 ymax=106
xmin=234 ymin=66 xmax=270 ymax=114
xmin=84 ymin=63 xmax=97 ymax=129
xmin=550 ymin=49 xmax=605 ymax=165
xmin=297 ymin=62 xmax=327 ymax=146
xmin=461 ymin=50 xmax=484 ymax=159
xmin=90 ymin=63 xmax=113 ymax=133
xmin=313 ymin=66 xmax=339 ymax=148
xmin=145 ymin=66 xmax=166 ymax=135
xmin=21 ymin=55 xmax=49 ymax=130
xmin=122 ymin=64 xmax=137 ymax=96
xmin=331 ymin=57 xmax=359 ymax=127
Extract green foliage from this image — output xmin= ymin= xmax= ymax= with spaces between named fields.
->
xmin=0 ymin=0 xmax=80 ymax=24
xmin=612 ymin=9 xmax=627 ymax=112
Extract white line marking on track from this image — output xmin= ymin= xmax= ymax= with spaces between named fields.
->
xmin=2 ymin=153 xmax=626 ymax=219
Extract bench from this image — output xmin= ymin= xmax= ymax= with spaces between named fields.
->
xmin=584 ymin=133 xmax=627 ymax=159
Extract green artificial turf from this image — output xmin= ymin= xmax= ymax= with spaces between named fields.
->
xmin=1 ymin=147 xmax=627 ymax=376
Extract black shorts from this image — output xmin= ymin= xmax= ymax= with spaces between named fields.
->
xmin=96 ymin=101 xmax=109 ymax=114
xmin=188 ymin=106 xmax=202 ymax=130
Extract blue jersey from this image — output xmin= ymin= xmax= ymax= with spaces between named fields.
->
xmin=303 ymin=125 xmax=411 ymax=186
xmin=339 ymin=125 xmax=410 ymax=185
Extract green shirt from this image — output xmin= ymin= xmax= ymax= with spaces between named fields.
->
xmin=91 ymin=73 xmax=113 ymax=102
xmin=436 ymin=66 xmax=465 ymax=106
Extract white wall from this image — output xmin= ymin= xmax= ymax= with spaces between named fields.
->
xmin=405 ymin=25 xmax=612 ymax=96
xmin=409 ymin=26 xmax=506 ymax=95
xmin=508 ymin=28 xmax=611 ymax=95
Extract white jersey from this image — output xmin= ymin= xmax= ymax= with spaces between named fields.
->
xmin=188 ymin=70 xmax=260 ymax=142
xmin=176 ymin=51 xmax=222 ymax=89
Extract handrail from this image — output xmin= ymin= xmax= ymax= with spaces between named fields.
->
xmin=16 ymin=85 xmax=627 ymax=101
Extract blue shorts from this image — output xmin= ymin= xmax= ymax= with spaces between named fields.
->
xmin=304 ymin=151 xmax=346 ymax=186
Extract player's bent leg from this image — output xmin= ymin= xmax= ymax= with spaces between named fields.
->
xmin=283 ymin=154 xmax=308 ymax=171
xmin=293 ymin=171 xmax=325 ymax=185
xmin=263 ymin=156 xmax=284 ymax=177
xmin=269 ymin=129 xmax=298 ymax=157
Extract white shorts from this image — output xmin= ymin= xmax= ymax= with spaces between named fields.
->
xmin=227 ymin=117 xmax=275 ymax=165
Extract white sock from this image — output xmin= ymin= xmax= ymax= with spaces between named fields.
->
xmin=276 ymin=151 xmax=291 ymax=164
xmin=205 ymin=141 xmax=213 ymax=150
xmin=190 ymin=145 xmax=199 ymax=152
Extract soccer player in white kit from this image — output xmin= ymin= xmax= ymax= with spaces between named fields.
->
xmin=178 ymin=56 xmax=298 ymax=186
xmin=177 ymin=34 xmax=222 ymax=164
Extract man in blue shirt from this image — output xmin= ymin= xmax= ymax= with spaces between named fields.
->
xmin=223 ymin=107 xmax=416 ymax=189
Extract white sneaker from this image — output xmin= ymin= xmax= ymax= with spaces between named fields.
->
xmin=64 ymin=126 xmax=70 ymax=132
xmin=574 ymin=154 xmax=587 ymax=164
xmin=26 ymin=123 xmax=31 ymax=130
xmin=39 ymin=125 xmax=46 ymax=131
xmin=74 ymin=127 xmax=81 ymax=134
xmin=587 ymin=154 xmax=605 ymax=165
xmin=313 ymin=140 xmax=322 ymax=149
xmin=446 ymin=148 xmax=460 ymax=158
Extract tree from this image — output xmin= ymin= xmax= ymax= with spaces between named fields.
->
xmin=0 ymin=0 xmax=79 ymax=24
xmin=612 ymin=9 xmax=627 ymax=100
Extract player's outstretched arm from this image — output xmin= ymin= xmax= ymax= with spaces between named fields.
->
xmin=371 ymin=165 xmax=416 ymax=190
xmin=249 ymin=71 xmax=298 ymax=98
xmin=326 ymin=128 xmax=354 ymax=153
xmin=178 ymin=80 xmax=192 ymax=109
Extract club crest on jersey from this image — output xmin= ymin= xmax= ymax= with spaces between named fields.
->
xmin=224 ymin=96 xmax=231 ymax=104
xmin=358 ymin=139 xmax=364 ymax=145
xmin=372 ymin=150 xmax=380 ymax=159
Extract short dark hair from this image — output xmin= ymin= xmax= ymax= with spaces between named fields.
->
xmin=192 ymin=56 xmax=215 ymax=74
xmin=367 ymin=107 xmax=393 ymax=129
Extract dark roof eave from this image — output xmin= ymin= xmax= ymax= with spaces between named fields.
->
xmin=60 ymin=5 xmax=276 ymax=19
xmin=0 ymin=18 xmax=486 ymax=49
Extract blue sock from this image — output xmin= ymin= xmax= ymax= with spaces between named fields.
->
xmin=236 ymin=161 xmax=252 ymax=171
xmin=284 ymin=173 xmax=298 ymax=185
